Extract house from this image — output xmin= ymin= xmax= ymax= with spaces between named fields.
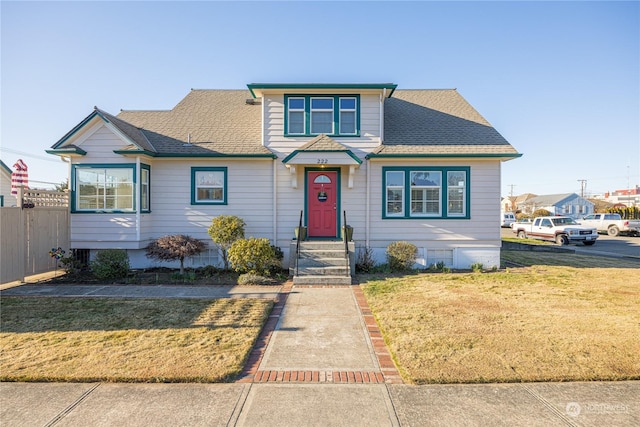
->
xmin=501 ymin=193 xmax=537 ymax=214
xmin=604 ymin=186 xmax=640 ymax=207
xmin=518 ymin=193 xmax=594 ymax=219
xmin=0 ymin=160 xmax=17 ymax=207
xmin=47 ymin=83 xmax=521 ymax=272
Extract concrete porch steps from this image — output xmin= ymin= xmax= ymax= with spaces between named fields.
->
xmin=292 ymin=241 xmax=352 ymax=285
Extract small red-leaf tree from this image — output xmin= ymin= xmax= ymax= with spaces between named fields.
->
xmin=146 ymin=235 xmax=206 ymax=275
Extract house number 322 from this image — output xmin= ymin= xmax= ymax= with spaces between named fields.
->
xmin=317 ymin=159 xmax=328 ymax=164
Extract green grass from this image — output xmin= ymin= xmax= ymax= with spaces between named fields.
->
xmin=0 ymin=298 xmax=272 ymax=383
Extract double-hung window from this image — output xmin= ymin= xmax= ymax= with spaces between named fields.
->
xmin=191 ymin=167 xmax=227 ymax=205
xmin=410 ymin=171 xmax=442 ymax=216
xmin=285 ymin=95 xmax=360 ymax=136
xmin=287 ymin=98 xmax=305 ymax=134
xmin=140 ymin=165 xmax=150 ymax=212
xmin=72 ymin=164 xmax=138 ymax=212
xmin=310 ymin=98 xmax=334 ymax=134
xmin=383 ymin=167 xmax=469 ymax=219
xmin=339 ymin=98 xmax=357 ymax=134
xmin=385 ymin=171 xmax=405 ymax=216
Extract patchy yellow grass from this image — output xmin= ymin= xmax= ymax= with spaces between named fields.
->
xmin=0 ymin=298 xmax=272 ymax=383
xmin=361 ymin=254 xmax=640 ymax=384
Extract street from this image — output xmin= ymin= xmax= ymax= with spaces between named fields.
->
xmin=501 ymin=228 xmax=640 ymax=259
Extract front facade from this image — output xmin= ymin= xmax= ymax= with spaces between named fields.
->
xmin=48 ymin=83 xmax=520 ymax=270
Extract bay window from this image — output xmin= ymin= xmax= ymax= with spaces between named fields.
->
xmin=72 ymin=164 xmax=149 ymax=213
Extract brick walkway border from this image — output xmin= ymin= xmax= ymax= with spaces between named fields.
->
xmin=237 ymin=282 xmax=403 ymax=384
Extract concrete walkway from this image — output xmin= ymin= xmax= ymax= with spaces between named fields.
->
xmin=1 ymin=283 xmax=638 ymax=426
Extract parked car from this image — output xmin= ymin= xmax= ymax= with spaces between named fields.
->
xmin=510 ymin=217 xmax=532 ymax=231
xmin=578 ymin=213 xmax=640 ymax=237
xmin=511 ymin=216 xmax=598 ymax=245
xmin=501 ymin=212 xmax=516 ymax=228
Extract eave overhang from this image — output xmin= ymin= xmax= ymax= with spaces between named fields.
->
xmin=248 ymin=83 xmax=397 ymax=98
xmin=365 ymin=152 xmax=523 ymax=161
xmin=45 ymin=147 xmax=87 ymax=157
xmin=112 ymin=150 xmax=277 ymax=159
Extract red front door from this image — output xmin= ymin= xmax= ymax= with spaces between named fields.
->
xmin=307 ymin=171 xmax=337 ymax=238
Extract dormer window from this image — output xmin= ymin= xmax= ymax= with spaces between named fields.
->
xmin=285 ymin=95 xmax=360 ymax=137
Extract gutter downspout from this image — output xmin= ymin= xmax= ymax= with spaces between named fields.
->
xmin=62 ymin=156 xmax=72 ymax=252
xmin=136 ymin=156 xmax=141 ymax=243
xmin=273 ymin=159 xmax=277 ymax=246
xmin=366 ymin=158 xmax=370 ymax=248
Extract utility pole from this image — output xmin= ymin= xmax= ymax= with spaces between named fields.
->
xmin=577 ymin=179 xmax=587 ymax=198
xmin=508 ymin=184 xmax=516 ymax=197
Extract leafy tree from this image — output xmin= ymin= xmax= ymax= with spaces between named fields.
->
xmin=207 ymin=215 xmax=245 ymax=270
xmin=146 ymin=235 xmax=206 ymax=275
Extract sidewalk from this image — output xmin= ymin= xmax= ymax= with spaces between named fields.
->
xmin=1 ymin=283 xmax=638 ymax=426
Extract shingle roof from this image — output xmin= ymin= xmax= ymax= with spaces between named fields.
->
xmin=298 ymin=134 xmax=350 ymax=152
xmin=116 ymin=90 xmax=273 ymax=156
xmin=375 ymin=89 xmax=519 ymax=156
xmin=51 ymin=87 xmax=518 ymax=159
xmin=520 ymin=193 xmax=590 ymax=207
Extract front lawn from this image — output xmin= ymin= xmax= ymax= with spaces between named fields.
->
xmin=0 ymin=298 xmax=272 ymax=382
xmin=360 ymin=251 xmax=640 ymax=384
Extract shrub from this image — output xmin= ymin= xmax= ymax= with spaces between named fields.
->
xmin=91 ymin=249 xmax=130 ymax=280
xmin=471 ymin=262 xmax=484 ymax=273
xmin=146 ymin=235 xmax=206 ymax=275
xmin=228 ymin=237 xmax=277 ymax=275
xmin=269 ymin=245 xmax=284 ymax=275
xmin=356 ymin=246 xmax=376 ymax=273
xmin=208 ymin=215 xmax=246 ymax=270
xmin=532 ymin=209 xmax=552 ymax=218
xmin=60 ymin=255 xmax=87 ymax=275
xmin=237 ymin=273 xmax=278 ymax=286
xmin=386 ymin=241 xmax=417 ymax=271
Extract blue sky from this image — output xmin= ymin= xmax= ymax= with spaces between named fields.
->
xmin=2 ymin=1 xmax=638 ymax=197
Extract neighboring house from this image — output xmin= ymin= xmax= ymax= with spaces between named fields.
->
xmin=501 ymin=193 xmax=537 ymax=214
xmin=519 ymin=193 xmax=594 ymax=219
xmin=0 ymin=160 xmax=17 ymax=207
xmin=47 ymin=83 xmax=521 ymax=270
xmin=604 ymin=186 xmax=640 ymax=207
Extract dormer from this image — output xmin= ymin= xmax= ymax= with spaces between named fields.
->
xmin=247 ymin=83 xmax=397 ymax=154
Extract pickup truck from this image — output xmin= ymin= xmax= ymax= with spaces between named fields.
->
xmin=578 ymin=213 xmax=640 ymax=237
xmin=511 ymin=216 xmax=599 ymax=245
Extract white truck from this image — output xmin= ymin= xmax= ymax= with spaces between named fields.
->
xmin=511 ymin=216 xmax=599 ymax=246
xmin=578 ymin=213 xmax=640 ymax=237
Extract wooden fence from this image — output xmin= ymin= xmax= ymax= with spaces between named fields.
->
xmin=0 ymin=188 xmax=69 ymax=284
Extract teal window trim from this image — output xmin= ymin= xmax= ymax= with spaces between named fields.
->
xmin=382 ymin=166 xmax=471 ymax=219
xmin=140 ymin=164 xmax=151 ymax=213
xmin=0 ymin=195 xmax=3 ymax=207
xmin=191 ymin=167 xmax=228 ymax=205
xmin=284 ymin=94 xmax=360 ymax=137
xmin=71 ymin=163 xmax=137 ymax=213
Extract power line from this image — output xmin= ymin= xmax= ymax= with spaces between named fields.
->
xmin=0 ymin=147 xmax=62 ymax=163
